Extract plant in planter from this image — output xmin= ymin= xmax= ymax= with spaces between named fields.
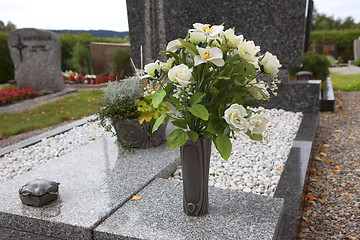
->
xmin=144 ymin=23 xmax=282 ymax=216
xmin=97 ymin=76 xmax=170 ymax=149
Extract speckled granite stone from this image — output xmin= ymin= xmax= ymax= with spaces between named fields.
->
xmin=0 ymin=128 xmax=179 ymax=239
xmin=94 ymin=178 xmax=284 ymax=240
xmin=264 ymin=80 xmax=321 ymax=113
xmin=126 ymin=0 xmax=306 ymax=69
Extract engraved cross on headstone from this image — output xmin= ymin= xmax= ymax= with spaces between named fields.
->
xmin=12 ymin=35 xmax=28 ymax=62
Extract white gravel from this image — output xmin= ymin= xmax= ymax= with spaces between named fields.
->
xmin=0 ymin=108 xmax=302 ymax=196
xmin=170 ymin=108 xmax=303 ymax=197
xmin=0 ymin=122 xmax=105 ymax=184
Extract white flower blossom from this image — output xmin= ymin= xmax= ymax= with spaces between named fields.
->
xmin=194 ymin=46 xmax=225 ymax=67
xmin=221 ymin=29 xmax=244 ymax=48
xmin=191 ymin=23 xmax=224 ymax=39
xmin=166 ymin=39 xmax=183 ymax=52
xmin=260 ymin=52 xmax=282 ymax=74
xmin=238 ymin=40 xmax=260 ymax=66
xmin=224 ymin=104 xmax=249 ymax=133
xmin=144 ymin=61 xmax=160 ymax=77
xmin=247 ymin=79 xmax=270 ymax=100
xmin=248 ymin=113 xmax=269 ymax=134
xmin=168 ymin=64 xmax=193 ymax=87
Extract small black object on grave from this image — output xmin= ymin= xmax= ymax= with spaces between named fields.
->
xmin=19 ymin=179 xmax=60 ymax=207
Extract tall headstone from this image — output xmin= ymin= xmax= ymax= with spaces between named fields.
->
xmin=126 ymin=0 xmax=307 ymax=73
xmin=8 ymin=28 xmax=64 ymax=92
xmin=354 ymin=37 xmax=360 ymax=61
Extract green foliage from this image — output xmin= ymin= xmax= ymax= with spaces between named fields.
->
xmin=312 ymin=9 xmax=357 ymax=31
xmin=0 ymin=90 xmax=103 ymax=139
xmin=354 ymin=59 xmax=360 ymax=67
xmin=59 ymin=33 xmax=129 ymax=72
xmin=330 ymin=74 xmax=360 ymax=91
xmin=111 ymin=47 xmax=132 ymax=79
xmin=0 ymin=20 xmax=16 ymax=32
xmin=310 ymin=29 xmax=360 ymax=59
xmin=290 ymin=52 xmax=330 ymax=80
xmin=103 ymin=76 xmax=142 ymax=105
xmin=70 ymin=42 xmax=93 ymax=74
xmin=0 ymin=32 xmax=14 ymax=83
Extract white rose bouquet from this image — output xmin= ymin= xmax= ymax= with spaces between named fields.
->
xmin=144 ymin=23 xmax=282 ymax=160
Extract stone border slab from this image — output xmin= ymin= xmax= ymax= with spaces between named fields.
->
xmin=94 ymin=178 xmax=284 ymax=240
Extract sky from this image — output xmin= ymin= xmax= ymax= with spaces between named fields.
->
xmin=0 ymin=0 xmax=359 ymax=32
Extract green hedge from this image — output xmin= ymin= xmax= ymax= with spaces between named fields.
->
xmin=0 ymin=32 xmax=129 ymax=83
xmin=59 ymin=33 xmax=129 ymax=72
xmin=310 ymin=29 xmax=360 ymax=60
xmin=0 ymin=32 xmax=14 ymax=84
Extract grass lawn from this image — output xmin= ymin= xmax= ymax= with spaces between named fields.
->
xmin=0 ymin=89 xmax=103 ymax=140
xmin=330 ymin=74 xmax=360 ymax=91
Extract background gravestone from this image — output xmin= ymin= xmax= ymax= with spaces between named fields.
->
xmin=354 ymin=37 xmax=360 ymax=61
xmin=8 ymin=28 xmax=64 ymax=92
xmin=126 ymin=0 xmax=307 ymax=78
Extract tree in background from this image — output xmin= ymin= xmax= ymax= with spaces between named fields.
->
xmin=311 ymin=9 xmax=359 ymax=31
xmin=70 ymin=42 xmax=93 ymax=74
xmin=111 ymin=48 xmax=132 ymax=79
xmin=0 ymin=20 xmax=16 ymax=32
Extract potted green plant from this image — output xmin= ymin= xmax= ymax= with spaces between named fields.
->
xmin=144 ymin=23 xmax=282 ymax=216
xmin=97 ymin=76 xmax=170 ymax=149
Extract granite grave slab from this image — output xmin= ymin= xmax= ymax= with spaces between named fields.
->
xmin=0 ymin=130 xmax=179 ymax=239
xmin=94 ymin=178 xmax=284 ymax=240
xmin=7 ymin=28 xmax=64 ymax=92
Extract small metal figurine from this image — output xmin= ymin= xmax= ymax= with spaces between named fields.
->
xmin=19 ymin=179 xmax=60 ymax=207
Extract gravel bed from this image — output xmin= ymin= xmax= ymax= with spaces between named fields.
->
xmin=170 ymin=108 xmax=303 ymax=197
xmin=0 ymin=122 xmax=105 ymax=183
xmin=298 ymin=91 xmax=360 ymax=240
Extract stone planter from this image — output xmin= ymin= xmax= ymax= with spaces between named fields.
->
xmin=112 ymin=119 xmax=167 ymax=149
xmin=180 ymin=137 xmax=212 ymax=216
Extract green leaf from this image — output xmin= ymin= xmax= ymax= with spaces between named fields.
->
xmin=172 ymin=119 xmax=188 ymax=129
xmin=231 ymin=94 xmax=244 ymax=105
xmin=152 ymin=89 xmax=166 ymax=108
xmin=189 ymin=92 xmax=206 ymax=105
xmin=152 ymin=114 xmax=167 ymax=133
xmin=159 ymin=50 xmax=180 ymax=62
xmin=187 ymin=104 xmax=209 ymax=121
xmin=214 ymin=134 xmax=232 ymax=160
xmin=246 ymin=131 xmax=263 ymax=141
xmin=187 ymin=131 xmax=199 ymax=142
xmin=168 ymin=95 xmax=184 ymax=110
xmin=168 ymin=129 xmax=187 ymax=149
xmin=210 ymin=87 xmax=219 ymax=96
xmin=179 ymin=39 xmax=199 ymax=56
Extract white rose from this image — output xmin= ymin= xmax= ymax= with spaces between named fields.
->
xmin=189 ymin=31 xmax=207 ymax=44
xmin=166 ymin=39 xmax=182 ymax=52
xmin=238 ymin=40 xmax=260 ymax=65
xmin=144 ymin=61 xmax=160 ymax=77
xmin=260 ymin=52 xmax=282 ymax=74
xmin=224 ymin=104 xmax=249 ymax=132
xmin=221 ymin=29 xmax=243 ymax=48
xmin=168 ymin=64 xmax=193 ymax=87
xmin=248 ymin=113 xmax=269 ymax=134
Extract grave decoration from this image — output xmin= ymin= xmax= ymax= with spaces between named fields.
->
xmin=145 ymin=23 xmax=282 ymax=216
xmin=19 ymin=179 xmax=60 ymax=207
xmin=97 ymin=76 xmax=170 ymax=149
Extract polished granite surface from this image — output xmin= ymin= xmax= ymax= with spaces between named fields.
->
xmin=94 ymin=178 xmax=284 ymax=240
xmin=0 ymin=132 xmax=179 ymax=239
